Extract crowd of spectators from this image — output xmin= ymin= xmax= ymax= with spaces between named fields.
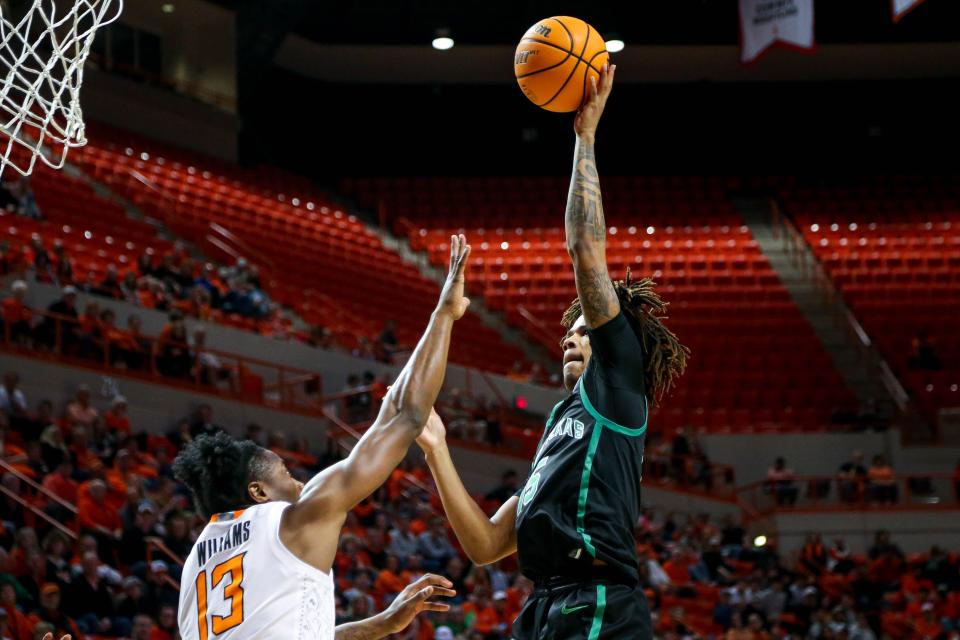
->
xmin=0 ymin=280 xmax=246 ymax=393
xmin=0 ymin=231 xmax=289 ymax=335
xmin=761 ymin=452 xmax=916 ymax=508
xmin=2 ymin=368 xmax=960 ymax=639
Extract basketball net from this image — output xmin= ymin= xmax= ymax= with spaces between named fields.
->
xmin=0 ymin=0 xmax=122 ymax=178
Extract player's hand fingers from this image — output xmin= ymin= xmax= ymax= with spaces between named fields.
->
xmin=449 ymin=234 xmax=458 ymax=270
xmin=455 ymin=243 xmax=471 ymax=279
xmin=411 ymin=573 xmax=455 ymax=590
xmin=603 ymin=64 xmax=616 ymax=97
xmin=588 ymin=75 xmax=599 ymax=102
xmin=419 ymin=601 xmax=452 ymax=612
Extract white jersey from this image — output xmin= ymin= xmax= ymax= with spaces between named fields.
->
xmin=178 ymin=502 xmax=335 ymax=640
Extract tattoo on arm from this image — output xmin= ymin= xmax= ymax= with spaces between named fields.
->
xmin=566 ymin=144 xmax=606 ymax=242
xmin=575 ymin=264 xmax=618 ymax=322
xmin=566 ymin=138 xmax=619 ymax=326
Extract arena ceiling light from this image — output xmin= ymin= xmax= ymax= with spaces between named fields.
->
xmin=605 ymin=38 xmax=625 ymax=53
xmin=161 ymin=3 xmax=175 ymax=13
xmin=432 ymin=29 xmax=454 ymax=50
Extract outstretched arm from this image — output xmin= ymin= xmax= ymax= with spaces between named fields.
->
xmin=566 ymin=64 xmax=619 ymax=329
xmin=283 ymin=236 xmax=471 ymax=558
xmin=336 ymin=574 xmax=455 ymax=639
xmin=418 ymin=410 xmax=518 ymax=565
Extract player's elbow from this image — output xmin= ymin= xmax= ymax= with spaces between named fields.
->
xmin=386 ymin=384 xmax=429 ymax=432
xmin=463 ymin=544 xmax=498 ymax=567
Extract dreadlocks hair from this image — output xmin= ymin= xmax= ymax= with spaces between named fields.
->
xmin=172 ymin=431 xmax=271 ymax=518
xmin=562 ymin=267 xmax=690 ymax=404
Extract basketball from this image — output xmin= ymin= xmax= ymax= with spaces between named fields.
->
xmin=514 ymin=16 xmax=610 ymax=112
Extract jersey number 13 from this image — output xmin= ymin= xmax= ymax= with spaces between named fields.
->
xmin=195 ymin=553 xmax=246 ymax=639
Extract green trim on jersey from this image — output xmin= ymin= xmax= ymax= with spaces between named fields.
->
xmin=588 ymin=584 xmax=607 ymax=640
xmin=576 ymin=421 xmax=604 ymax=557
xmin=576 ymin=380 xmax=649 ymax=558
xmin=544 ymin=400 xmax=564 ymax=431
xmin=578 ymin=380 xmax=648 ymax=437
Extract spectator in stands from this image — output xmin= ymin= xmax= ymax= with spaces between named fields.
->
xmin=387 ymin=516 xmax=419 ymax=561
xmin=506 ymin=360 xmax=528 ymax=382
xmin=119 ymin=271 xmax=138 ymax=305
xmin=909 ymin=330 xmax=942 ymax=371
xmin=130 ymin=613 xmax=156 ymax=640
xmin=41 ymin=530 xmax=72 ymax=590
xmin=765 ymin=457 xmax=798 ymax=506
xmin=36 ymin=286 xmax=79 ymax=352
xmin=120 ymin=500 xmax=164 ymax=570
xmin=799 ymin=533 xmax=828 ymax=576
xmin=378 ymin=320 xmax=399 ymax=362
xmin=76 ymin=300 xmax=104 ymax=360
xmin=5 ymin=176 xmax=41 ymax=220
xmin=0 ymin=373 xmax=28 ymax=429
xmin=837 ymin=450 xmax=867 ymax=503
xmin=484 ymin=470 xmax=519 ymax=505
xmin=1 ymin=582 xmax=33 ymax=640
xmin=93 ymin=264 xmax=124 ymax=300
xmin=28 ymin=583 xmax=81 ymax=640
xmin=115 ymin=576 xmax=150 ymax=622
xmin=78 ymin=479 xmax=121 ymax=552
xmin=866 ymin=454 xmax=897 ymax=504
xmin=1 ymin=280 xmax=33 ymax=344
xmin=51 ymin=241 xmax=73 ymax=287
xmin=162 ymin=512 xmax=192 ymax=560
xmin=103 ymin=396 xmax=130 ymax=436
xmin=29 ymin=234 xmax=53 ymax=282
xmin=39 ymin=425 xmax=69 ymax=470
xmin=417 ymin=519 xmax=456 ymax=572
xmin=352 ymin=336 xmax=376 ymax=361
xmin=41 ymin=460 xmax=78 ymax=510
xmin=144 ymin=560 xmax=178 ymax=614
xmin=191 ymin=328 xmax=232 ymax=389
xmin=68 ymin=551 xmax=122 ymax=636
xmin=156 ymin=311 xmax=191 ymax=379
xmin=308 ymin=325 xmax=335 ymax=350
xmin=116 ymin=314 xmax=150 ymax=371
xmin=187 ymin=404 xmax=220 ymax=438
xmin=65 ymin=385 xmax=98 ymax=432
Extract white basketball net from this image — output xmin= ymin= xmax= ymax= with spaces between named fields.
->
xmin=0 ymin=0 xmax=122 ymax=177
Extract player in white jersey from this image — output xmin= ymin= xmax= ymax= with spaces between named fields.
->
xmin=174 ymin=236 xmax=473 ymax=640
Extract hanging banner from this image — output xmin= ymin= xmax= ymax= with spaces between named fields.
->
xmin=739 ymin=0 xmax=815 ymax=64
xmin=892 ymin=0 xmax=927 ymax=22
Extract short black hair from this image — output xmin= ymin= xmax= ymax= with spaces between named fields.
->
xmin=172 ymin=431 xmax=270 ymax=517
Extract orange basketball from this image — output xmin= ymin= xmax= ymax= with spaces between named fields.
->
xmin=514 ymin=16 xmax=609 ymax=113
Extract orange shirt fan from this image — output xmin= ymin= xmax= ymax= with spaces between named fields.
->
xmin=0 ymin=0 xmax=122 ymax=177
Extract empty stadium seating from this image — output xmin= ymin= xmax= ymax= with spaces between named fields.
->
xmin=781 ymin=175 xmax=960 ymax=423
xmin=38 ymin=125 xmax=528 ymax=374
xmin=343 ymin=176 xmax=859 ymax=433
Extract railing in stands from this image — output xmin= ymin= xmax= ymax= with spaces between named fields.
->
xmin=736 ymin=472 xmax=960 ymax=516
xmin=0 ymin=461 xmax=79 ymax=540
xmin=515 ymin=305 xmax=559 ymax=351
xmin=0 ymin=307 xmax=323 ymax=415
xmin=145 ymin=536 xmax=185 ymax=574
xmin=770 ymin=199 xmax=921 ymax=433
xmin=0 ymin=458 xmax=80 ymax=519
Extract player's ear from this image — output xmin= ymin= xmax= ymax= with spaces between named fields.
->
xmin=247 ymin=480 xmax=270 ymax=504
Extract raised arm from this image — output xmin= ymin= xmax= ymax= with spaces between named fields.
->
xmin=566 ymin=63 xmax=619 ymax=329
xmin=418 ymin=410 xmax=518 ymax=565
xmin=284 ymin=236 xmax=470 ymax=528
